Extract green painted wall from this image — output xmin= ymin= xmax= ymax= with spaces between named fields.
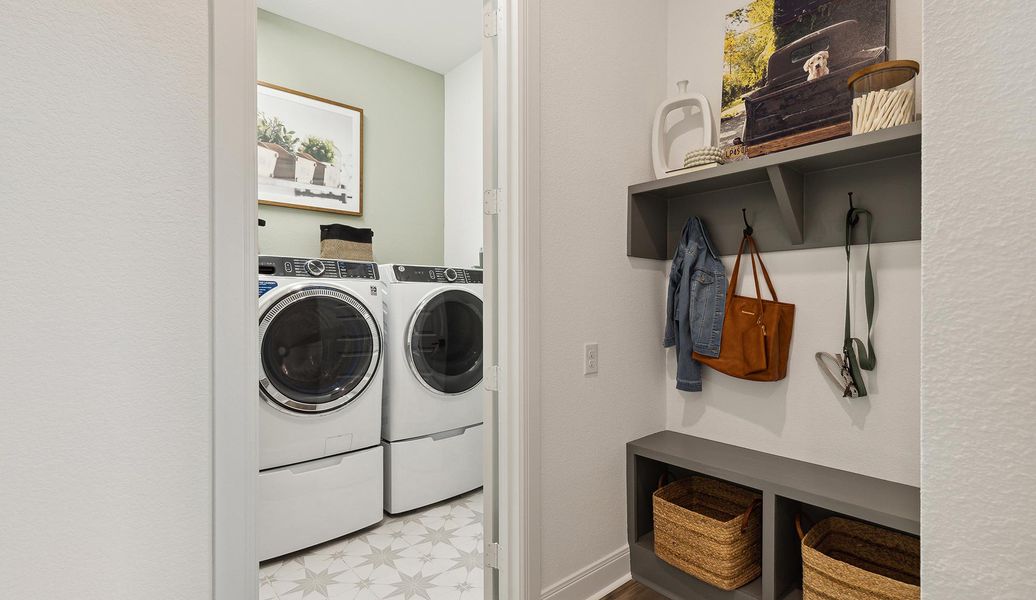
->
xmin=257 ymin=10 xmax=444 ymax=264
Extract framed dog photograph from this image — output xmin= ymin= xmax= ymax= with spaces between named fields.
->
xmin=257 ymin=82 xmax=364 ymax=216
xmin=720 ymin=0 xmax=890 ymax=156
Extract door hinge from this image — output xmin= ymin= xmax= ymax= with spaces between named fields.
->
xmin=484 ymin=365 xmax=500 ymax=392
xmin=483 ymin=8 xmax=502 ymax=38
xmin=483 ymin=189 xmax=502 ymax=215
xmin=485 ymin=542 xmax=501 ymax=570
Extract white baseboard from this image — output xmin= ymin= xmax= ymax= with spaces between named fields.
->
xmin=540 ymin=546 xmax=631 ymax=600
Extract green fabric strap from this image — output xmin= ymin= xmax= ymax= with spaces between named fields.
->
xmin=844 ymin=207 xmax=876 ymax=397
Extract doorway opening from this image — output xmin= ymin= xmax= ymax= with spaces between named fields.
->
xmin=249 ymin=2 xmax=499 ymax=599
xmin=212 ymin=0 xmax=528 ymax=597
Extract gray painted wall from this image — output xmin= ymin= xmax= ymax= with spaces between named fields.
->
xmin=257 ymin=10 xmax=445 ymax=264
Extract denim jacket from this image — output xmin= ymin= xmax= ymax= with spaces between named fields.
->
xmin=664 ymin=218 xmax=726 ymax=392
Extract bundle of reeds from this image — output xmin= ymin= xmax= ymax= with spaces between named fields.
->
xmin=852 ymin=89 xmax=915 ymax=134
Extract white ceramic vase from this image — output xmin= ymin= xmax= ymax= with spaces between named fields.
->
xmin=651 ymin=80 xmax=714 ymax=179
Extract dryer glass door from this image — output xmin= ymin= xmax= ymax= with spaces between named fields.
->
xmin=259 ymin=287 xmax=381 ymax=413
xmin=408 ymin=289 xmax=483 ymax=395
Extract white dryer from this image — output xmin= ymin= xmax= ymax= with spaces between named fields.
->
xmin=380 ymin=264 xmax=485 ymax=513
xmin=256 ymin=255 xmax=385 ymax=561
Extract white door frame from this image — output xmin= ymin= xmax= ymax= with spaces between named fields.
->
xmin=209 ymin=1 xmax=542 ymax=598
xmin=505 ymin=1 xmax=542 ymax=598
xmin=485 ymin=0 xmax=542 ymax=598
xmin=482 ymin=0 xmax=542 ymax=596
xmin=483 ymin=0 xmax=503 ymax=595
xmin=212 ymin=1 xmax=259 ymax=598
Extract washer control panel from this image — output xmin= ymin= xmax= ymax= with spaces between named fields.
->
xmin=258 ymin=256 xmax=380 ymax=280
xmin=393 ymin=264 xmax=483 ymax=284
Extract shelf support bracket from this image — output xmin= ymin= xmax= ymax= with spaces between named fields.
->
xmin=767 ymin=165 xmax=804 ymax=245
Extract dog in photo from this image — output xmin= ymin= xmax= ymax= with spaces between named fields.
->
xmin=804 ymin=50 xmax=830 ymax=81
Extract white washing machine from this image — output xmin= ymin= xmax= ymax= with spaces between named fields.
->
xmin=256 ymin=255 xmax=385 ymax=561
xmin=380 ymin=264 xmax=485 ymax=514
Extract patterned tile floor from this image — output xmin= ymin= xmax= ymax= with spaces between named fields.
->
xmin=260 ymin=490 xmax=484 ymax=600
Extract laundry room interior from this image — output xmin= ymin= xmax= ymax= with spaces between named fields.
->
xmin=253 ymin=0 xmax=489 ymax=596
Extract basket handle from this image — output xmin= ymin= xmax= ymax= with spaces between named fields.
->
xmin=657 ymin=472 xmax=671 ymax=491
xmin=740 ymin=499 xmax=763 ymax=533
xmin=795 ymin=513 xmax=815 ymax=541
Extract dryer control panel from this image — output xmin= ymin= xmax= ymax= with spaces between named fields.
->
xmin=393 ymin=265 xmax=483 ymax=284
xmin=258 ymin=256 xmax=380 ymax=280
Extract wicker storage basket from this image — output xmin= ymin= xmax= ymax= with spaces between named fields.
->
xmin=320 ymin=224 xmax=374 ymax=262
xmin=652 ymin=476 xmax=762 ymax=591
xmin=798 ymin=516 xmax=920 ymax=600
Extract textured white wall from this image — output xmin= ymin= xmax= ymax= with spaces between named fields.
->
xmin=444 ymin=52 xmax=484 ymax=268
xmin=666 ymin=242 xmax=921 ymax=485
xmin=662 ymin=0 xmax=923 ymax=486
xmin=538 ymin=0 xmax=670 ymax=591
xmin=0 ymin=2 xmax=213 ymax=598
xmin=922 ymin=0 xmax=1036 ymax=596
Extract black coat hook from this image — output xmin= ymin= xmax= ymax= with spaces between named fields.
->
xmin=847 ymin=192 xmax=859 ymax=226
xmin=742 ymin=208 xmax=753 ymax=236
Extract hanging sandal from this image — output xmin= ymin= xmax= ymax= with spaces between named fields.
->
xmin=817 ymin=196 xmax=876 ymax=398
xmin=815 ymin=352 xmax=860 ymax=398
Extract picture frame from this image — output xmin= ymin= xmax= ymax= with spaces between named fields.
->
xmin=257 ymin=81 xmax=364 ymax=216
xmin=720 ymin=0 xmax=890 ymax=157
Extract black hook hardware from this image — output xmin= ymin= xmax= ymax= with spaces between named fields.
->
xmin=847 ymin=192 xmax=859 ymax=226
xmin=742 ymin=208 xmax=753 ymax=236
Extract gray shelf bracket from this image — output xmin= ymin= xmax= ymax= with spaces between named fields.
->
xmin=766 ymin=165 xmax=804 ymax=245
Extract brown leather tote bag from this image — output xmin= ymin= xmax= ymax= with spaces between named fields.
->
xmin=693 ymin=235 xmax=795 ymax=381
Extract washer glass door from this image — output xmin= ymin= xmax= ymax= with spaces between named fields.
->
xmin=408 ymin=289 xmax=483 ymax=394
xmin=259 ymin=287 xmax=380 ymax=413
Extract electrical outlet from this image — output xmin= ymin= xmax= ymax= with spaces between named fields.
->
xmin=584 ymin=343 xmax=599 ymax=375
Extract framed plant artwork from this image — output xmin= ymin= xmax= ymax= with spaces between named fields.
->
xmin=257 ymin=82 xmax=364 ymax=216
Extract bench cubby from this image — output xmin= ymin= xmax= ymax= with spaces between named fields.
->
xmin=627 ymin=431 xmax=919 ymax=600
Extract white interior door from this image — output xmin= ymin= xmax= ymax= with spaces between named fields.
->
xmin=482 ymin=0 xmax=507 ymax=597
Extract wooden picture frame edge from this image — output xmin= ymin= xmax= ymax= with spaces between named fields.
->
xmin=257 ymin=81 xmax=365 ymax=217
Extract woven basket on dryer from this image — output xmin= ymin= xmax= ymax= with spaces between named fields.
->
xmin=797 ymin=515 xmax=920 ymax=600
xmin=652 ymin=476 xmax=762 ymax=591
xmin=320 ymin=224 xmax=374 ymax=262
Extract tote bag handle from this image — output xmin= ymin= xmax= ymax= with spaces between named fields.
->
xmin=726 ymin=234 xmax=779 ymax=319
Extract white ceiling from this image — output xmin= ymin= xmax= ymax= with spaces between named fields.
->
xmin=258 ymin=0 xmax=484 ymax=74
